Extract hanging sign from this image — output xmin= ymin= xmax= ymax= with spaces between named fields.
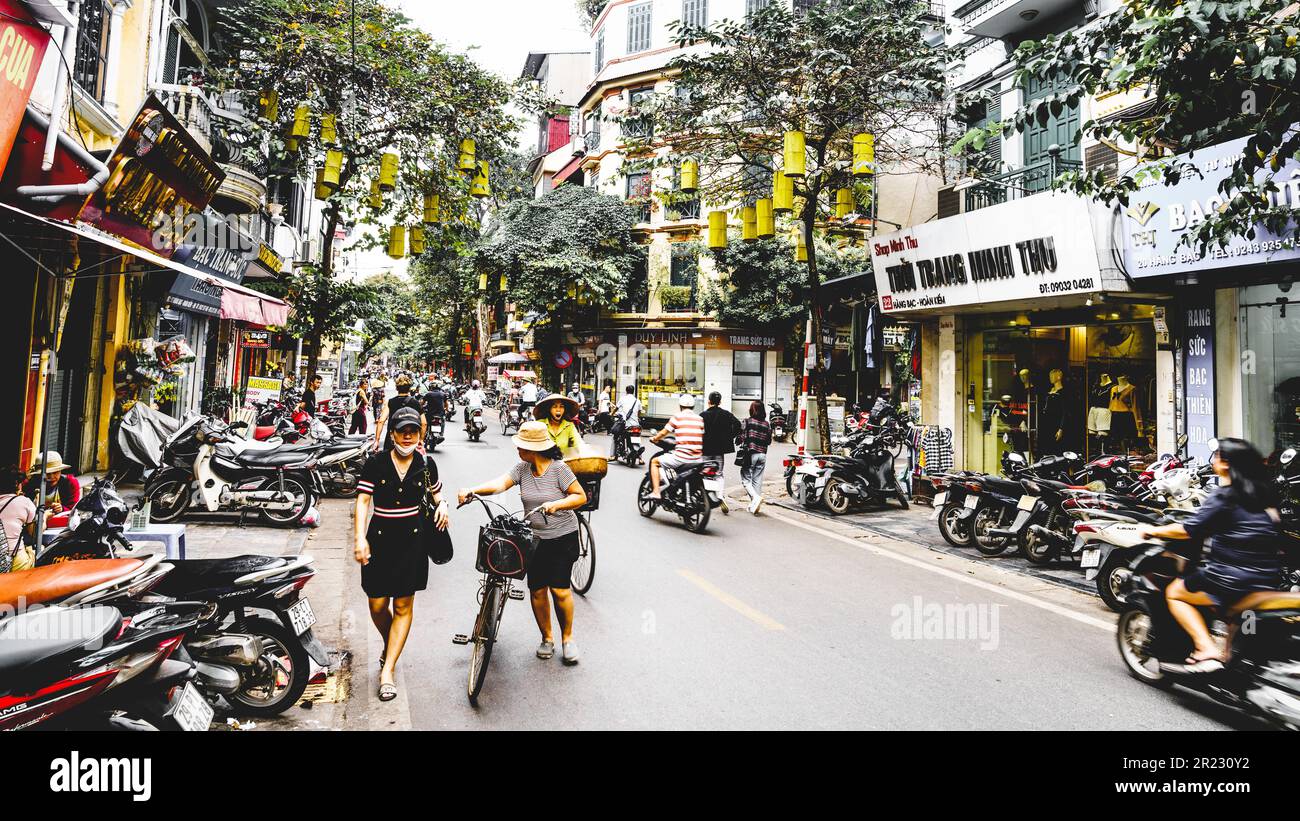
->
xmin=0 ymin=1 xmax=49 ymax=179
xmin=1182 ymin=297 xmax=1216 ymax=464
xmin=241 ymin=330 xmax=271 ymax=349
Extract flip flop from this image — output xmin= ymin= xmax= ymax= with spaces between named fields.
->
xmin=378 ymin=682 xmax=398 ymax=702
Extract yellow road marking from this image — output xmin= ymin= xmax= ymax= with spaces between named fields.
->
xmin=676 ymin=568 xmax=786 ymax=631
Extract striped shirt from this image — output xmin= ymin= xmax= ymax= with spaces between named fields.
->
xmin=508 ymin=460 xmax=579 ymax=538
xmin=665 ymin=411 xmax=705 ymax=459
xmin=739 ymin=417 xmax=772 ymax=454
xmin=356 ymin=452 xmax=440 ymax=520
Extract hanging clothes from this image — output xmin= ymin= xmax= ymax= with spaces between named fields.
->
xmin=863 ymin=303 xmax=878 ymax=369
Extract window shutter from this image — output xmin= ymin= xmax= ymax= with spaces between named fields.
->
xmin=627 ymin=3 xmax=652 ymax=53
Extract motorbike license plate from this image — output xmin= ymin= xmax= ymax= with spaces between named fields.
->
xmin=287 ymin=597 xmax=316 ymax=636
xmin=169 ymin=682 xmax=214 ymax=732
xmin=1080 ymin=548 xmax=1101 ymax=569
xmin=702 ymin=478 xmax=724 ymax=492
xmin=964 ymin=494 xmax=978 ymax=510
xmin=933 ymin=491 xmax=947 ymax=507
xmin=1017 ymin=494 xmax=1038 ymax=512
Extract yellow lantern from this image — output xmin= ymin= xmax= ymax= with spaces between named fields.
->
xmin=378 ymin=152 xmax=399 ymax=191
xmin=795 ymin=230 xmax=808 ymax=262
xmin=499 ymin=273 xmax=508 ymax=291
xmin=782 ymin=130 xmax=806 ymax=177
xmin=853 ymin=133 xmax=875 ymax=177
xmin=773 ymin=169 xmax=794 ymax=213
xmin=290 ymin=103 xmax=311 ymax=139
xmin=834 ymin=187 xmax=854 ymax=218
xmin=756 ymin=198 xmax=775 ymax=238
xmin=320 ymin=113 xmax=338 ymax=146
xmin=285 ymin=137 xmax=299 ymax=153
xmin=707 ymin=210 xmax=728 ymax=249
xmin=258 ymin=90 xmax=279 ymax=121
xmin=471 ymin=161 xmax=491 ymax=198
xmin=423 ymin=193 xmax=440 ymax=223
xmin=680 ymin=159 xmax=699 ymax=193
xmin=566 ymin=283 xmax=577 ymax=299
xmin=741 ymin=206 xmax=757 ymax=241
xmin=387 ymin=225 xmax=406 ymax=259
xmin=458 ymin=139 xmax=477 ymax=174
xmin=368 ymin=180 xmax=384 ymax=209
xmin=313 ymin=169 xmax=332 ymax=200
xmin=479 ymin=272 xmax=489 ymax=291
xmin=410 ymin=225 xmax=426 ymax=254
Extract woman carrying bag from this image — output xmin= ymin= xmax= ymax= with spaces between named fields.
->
xmin=0 ymin=465 xmax=39 ymax=573
xmin=354 ymin=407 xmax=451 ymax=701
xmin=736 ymin=402 xmax=772 ymax=515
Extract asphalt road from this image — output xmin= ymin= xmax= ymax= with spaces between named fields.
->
xmin=368 ymin=414 xmax=1244 ymax=730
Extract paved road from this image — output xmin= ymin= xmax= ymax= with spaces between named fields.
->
xmin=361 ymin=416 xmax=1245 ymax=730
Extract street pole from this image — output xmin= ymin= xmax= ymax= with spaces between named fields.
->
xmin=798 ymin=315 xmax=812 ymax=455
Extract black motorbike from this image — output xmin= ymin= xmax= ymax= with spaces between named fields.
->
xmin=425 ymin=414 xmax=445 ymax=452
xmin=466 ymin=407 xmax=487 ymax=442
xmin=769 ymin=402 xmax=789 ymax=443
xmin=636 ymin=440 xmax=719 ymax=533
xmin=817 ymin=425 xmax=911 ymax=514
xmin=964 ymin=451 xmax=1081 ymax=556
xmin=610 ymin=416 xmax=645 ymax=467
xmin=1116 ymin=543 xmax=1300 ymax=730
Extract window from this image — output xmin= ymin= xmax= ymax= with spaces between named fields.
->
xmin=627 ymin=2 xmax=652 ymax=53
xmin=682 ymin=0 xmax=708 ymax=28
xmin=793 ymin=0 xmax=823 ymax=14
xmin=584 ymin=105 xmax=602 ymax=151
xmin=162 ymin=0 xmax=210 ymax=85
xmin=594 ymin=28 xmax=605 ymax=73
xmin=72 ymin=0 xmax=111 ymax=101
xmin=623 ymin=86 xmax=654 ymax=141
xmin=733 ymin=350 xmax=764 ymax=401
xmin=746 ymin=0 xmax=772 ymax=14
xmin=626 ymin=171 xmax=652 ymax=222
xmin=667 ymin=165 xmax=700 ymax=220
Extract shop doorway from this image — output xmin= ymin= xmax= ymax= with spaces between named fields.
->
xmin=1240 ymin=283 xmax=1300 ymax=455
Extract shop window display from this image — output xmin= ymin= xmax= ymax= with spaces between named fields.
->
xmin=1240 ymin=283 xmax=1300 ymax=456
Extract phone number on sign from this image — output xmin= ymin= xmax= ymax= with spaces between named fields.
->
xmin=1038 ymin=277 xmax=1095 ymax=295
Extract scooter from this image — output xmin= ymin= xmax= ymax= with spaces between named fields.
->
xmin=636 ymin=440 xmax=719 ymax=533
xmin=610 ymin=417 xmax=645 ymax=467
xmin=768 ymin=402 xmax=788 ymax=442
xmin=466 ymin=407 xmax=487 ymax=442
xmin=815 ymin=426 xmax=911 ymax=515
xmin=426 ymin=414 xmax=446 ymax=451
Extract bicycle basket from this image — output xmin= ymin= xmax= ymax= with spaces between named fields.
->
xmin=578 ymin=478 xmax=601 ymax=512
xmin=476 ymin=524 xmax=533 ymax=579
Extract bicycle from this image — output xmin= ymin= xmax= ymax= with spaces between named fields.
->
xmin=452 ymin=494 xmax=543 ymax=705
xmin=571 ymin=479 xmax=599 ymax=596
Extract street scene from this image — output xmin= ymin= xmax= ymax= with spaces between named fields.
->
xmin=2 ymin=0 xmax=1300 ymax=747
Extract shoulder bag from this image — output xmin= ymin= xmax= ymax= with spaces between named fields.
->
xmin=418 ymin=459 xmax=453 ymax=565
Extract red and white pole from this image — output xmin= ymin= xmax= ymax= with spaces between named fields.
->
xmin=797 ymin=315 xmax=812 ymax=455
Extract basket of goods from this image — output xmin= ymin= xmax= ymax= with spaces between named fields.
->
xmin=563 ymin=444 xmax=607 ymax=512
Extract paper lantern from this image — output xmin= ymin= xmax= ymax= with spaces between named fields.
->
xmin=320 ymin=113 xmax=338 ymax=146
xmin=313 ymin=169 xmax=332 ymax=200
xmin=707 ymin=210 xmax=728 ymax=249
xmin=680 ymin=159 xmax=698 ymax=193
xmin=258 ymin=90 xmax=279 ymax=121
xmin=782 ymin=131 xmax=805 ymax=177
xmin=741 ymin=206 xmax=757 ymax=241
xmin=378 ymin=152 xmax=399 ymax=191
xmin=290 ymin=103 xmax=311 ymax=139
xmin=458 ymin=139 xmax=477 ymax=174
xmin=756 ymin=198 xmax=775 ymax=238
xmin=499 ymin=273 xmax=508 ymax=291
xmin=853 ymin=133 xmax=875 ymax=177
xmin=423 ymin=193 xmax=440 ymax=223
xmin=834 ymin=187 xmax=854 ymax=218
xmin=471 ymin=161 xmax=491 ymax=198
xmin=387 ymin=225 xmax=406 ymax=259
xmin=795 ymin=230 xmax=808 ymax=262
xmin=369 ymin=180 xmax=384 ymax=209
xmin=773 ymin=169 xmax=794 ymax=213
xmin=410 ymin=225 xmax=425 ymax=254
xmin=285 ymin=137 xmax=299 ymax=153
xmin=479 ymin=272 xmax=489 ymax=291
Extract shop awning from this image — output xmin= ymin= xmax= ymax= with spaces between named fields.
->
xmin=0 ymin=201 xmax=291 ymax=325
xmin=503 ymin=369 xmax=536 ymax=379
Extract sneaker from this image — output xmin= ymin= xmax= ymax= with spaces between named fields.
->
xmin=720 ymin=499 xmax=730 ymax=515
xmin=536 ymin=640 xmax=555 ymax=659
xmin=754 ymin=498 xmax=765 ymax=515
xmin=562 ymin=642 xmax=580 ymax=665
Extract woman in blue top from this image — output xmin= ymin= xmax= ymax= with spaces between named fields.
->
xmin=1140 ymin=438 xmax=1284 ymax=671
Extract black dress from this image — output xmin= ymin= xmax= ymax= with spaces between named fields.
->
xmin=356 ymin=451 xmax=440 ymax=598
xmin=1039 ymin=389 xmax=1066 ymax=455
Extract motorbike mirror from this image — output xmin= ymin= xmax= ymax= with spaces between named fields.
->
xmin=1281 ymin=448 xmax=1297 ymax=466
xmin=1062 ymin=451 xmax=1079 ymax=460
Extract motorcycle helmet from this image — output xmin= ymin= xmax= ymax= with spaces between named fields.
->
xmin=678 ymin=394 xmax=696 ymax=409
xmin=472 ymin=379 xmax=481 ymax=388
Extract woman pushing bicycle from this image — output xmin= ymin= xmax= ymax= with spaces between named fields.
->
xmin=458 ymin=421 xmax=587 ymax=664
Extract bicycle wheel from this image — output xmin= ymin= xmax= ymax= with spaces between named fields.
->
xmin=467 ymin=582 xmax=504 ymax=705
xmin=571 ymin=516 xmax=596 ymax=596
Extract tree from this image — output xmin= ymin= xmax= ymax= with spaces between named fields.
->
xmin=256 ymin=264 xmax=383 ymax=375
xmin=356 ymin=272 xmax=416 ymax=361
xmin=211 ymin=0 xmax=518 ymax=374
xmin=963 ymin=0 xmax=1300 ymax=252
xmin=409 ymin=232 xmax=480 ymax=377
xmin=651 ymin=0 xmax=947 ymax=446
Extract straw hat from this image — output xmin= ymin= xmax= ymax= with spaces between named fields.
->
xmin=29 ymin=451 xmax=70 ymax=475
xmin=513 ymin=421 xmax=557 ymax=452
xmin=532 ymin=394 xmax=580 ymax=420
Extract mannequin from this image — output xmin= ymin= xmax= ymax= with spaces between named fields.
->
xmin=1039 ymin=368 xmax=1067 ymax=456
xmin=1087 ymin=372 xmax=1113 ymax=452
xmin=1108 ymin=374 xmax=1141 ymax=452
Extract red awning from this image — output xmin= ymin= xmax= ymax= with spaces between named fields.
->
xmin=503 ymin=370 xmax=536 ymax=379
xmin=552 ymin=154 xmax=585 ymax=188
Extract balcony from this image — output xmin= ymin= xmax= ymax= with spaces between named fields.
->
xmin=152 ymin=84 xmax=269 ymax=214
xmin=152 ymin=83 xmax=215 ymax=153
xmin=954 ymin=0 xmax=1078 ymax=38
xmin=961 ymin=155 xmax=1083 ymax=211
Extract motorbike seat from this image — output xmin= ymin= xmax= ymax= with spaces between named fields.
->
xmin=318 ymin=441 xmax=362 ymax=456
xmin=1225 ymin=590 xmax=1300 ymax=618
xmin=235 ymin=447 xmax=321 ymax=467
xmin=983 ymin=477 xmax=1026 ymax=496
xmin=0 ymin=605 xmax=123 ymax=684
xmin=152 ymin=554 xmax=289 ymax=595
xmin=0 ymin=558 xmax=144 ymax=610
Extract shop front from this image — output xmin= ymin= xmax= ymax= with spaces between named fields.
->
xmin=872 ymin=191 xmax=1150 ymax=472
xmin=1119 ymin=134 xmax=1300 ymax=461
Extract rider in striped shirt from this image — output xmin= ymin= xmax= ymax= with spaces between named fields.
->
xmin=648 ymin=394 xmax=704 ymax=499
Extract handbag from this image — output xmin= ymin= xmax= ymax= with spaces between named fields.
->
xmin=734 ymin=419 xmax=752 ymax=467
xmin=418 ymin=463 xmax=453 ymax=565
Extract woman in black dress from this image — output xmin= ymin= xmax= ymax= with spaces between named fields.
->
xmin=354 ymin=407 xmax=449 ymax=701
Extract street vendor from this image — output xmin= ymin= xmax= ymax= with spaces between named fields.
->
xmin=534 ymin=395 xmax=583 ymax=455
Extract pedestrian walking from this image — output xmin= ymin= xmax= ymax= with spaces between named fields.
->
xmin=736 ymin=401 xmax=773 ymax=514
xmin=700 ymin=391 xmax=740 ymax=514
xmin=0 ymin=465 xmax=40 ymax=573
xmin=457 ymin=421 xmax=587 ymax=664
xmin=375 ymin=375 xmax=425 ymax=450
xmin=354 ymin=407 xmax=450 ymax=700
xmin=349 ymin=377 xmax=371 ymax=435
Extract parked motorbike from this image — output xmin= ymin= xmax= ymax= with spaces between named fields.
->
xmin=466 ymin=407 xmax=487 ymax=442
xmin=769 ymin=402 xmax=789 ymax=443
xmin=817 ymin=425 xmax=911 ymax=515
xmin=145 ymin=416 xmax=323 ymax=526
xmin=636 ymin=440 xmax=720 ymax=533
xmin=1115 ymin=542 xmax=1300 ymax=730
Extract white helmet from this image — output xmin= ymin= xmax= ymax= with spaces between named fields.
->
xmin=472 ymin=379 xmax=481 ymax=388
xmin=678 ymin=393 xmax=696 ymax=409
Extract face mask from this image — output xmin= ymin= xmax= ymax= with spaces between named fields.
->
xmin=392 ymin=440 xmax=418 ymax=457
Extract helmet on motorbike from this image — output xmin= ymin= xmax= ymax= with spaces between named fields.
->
xmin=678 ymin=394 xmax=696 ymax=409
xmin=472 ymin=380 xmax=481 ymax=388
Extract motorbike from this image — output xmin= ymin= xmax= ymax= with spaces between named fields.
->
xmin=928 ymin=470 xmax=983 ymax=547
xmin=426 ymin=414 xmax=446 ymax=451
xmin=636 ymin=440 xmax=720 ymax=533
xmin=1115 ymin=542 xmax=1300 ymax=730
xmin=610 ymin=416 xmax=645 ymax=467
xmin=964 ymin=451 xmax=1081 ymax=556
xmin=815 ymin=425 xmax=911 ymax=515
xmin=769 ymin=402 xmax=789 ymax=443
xmin=145 ymin=416 xmax=323 ymax=526
xmin=466 ymin=407 xmax=487 ymax=442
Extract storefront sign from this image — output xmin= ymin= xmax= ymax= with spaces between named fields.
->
xmin=872 ymin=194 xmax=1106 ymax=314
xmin=1182 ymin=297 xmax=1216 ymax=463
xmin=77 ymin=94 xmax=225 ymax=257
xmin=0 ymin=1 xmax=49 ymax=178
xmin=244 ymin=376 xmax=282 ymax=406
xmin=240 ymin=330 xmax=271 ymax=349
xmin=1122 ymin=133 xmax=1300 ymax=278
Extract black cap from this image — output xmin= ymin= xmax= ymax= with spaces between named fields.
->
xmin=390 ymin=407 xmax=422 ymax=431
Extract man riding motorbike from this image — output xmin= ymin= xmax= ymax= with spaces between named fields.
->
xmin=462 ymin=380 xmax=487 ymax=431
xmin=1138 ymin=438 xmax=1285 ymax=672
xmin=647 ymin=394 xmax=704 ymax=500
xmin=610 ymin=385 xmax=642 ymax=458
